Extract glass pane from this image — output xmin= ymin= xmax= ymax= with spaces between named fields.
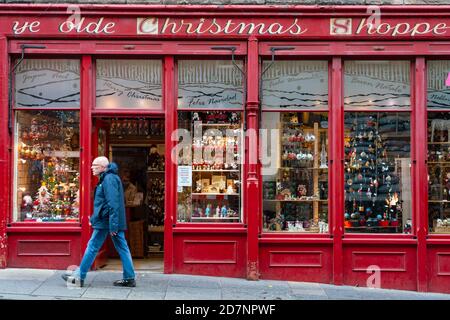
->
xmin=96 ymin=60 xmax=162 ymax=109
xmin=344 ymin=112 xmax=412 ymax=233
xmin=344 ymin=61 xmax=410 ymax=110
xmin=178 ymin=60 xmax=243 ymax=109
xmin=15 ymin=59 xmax=80 ymax=108
xmin=261 ymin=112 xmax=329 ymax=233
xmin=428 ymin=112 xmax=450 ymax=233
xmin=14 ymin=110 xmax=80 ymax=222
xmin=428 ymin=60 xmax=450 ymax=109
xmin=176 ymin=111 xmax=243 ymax=223
xmin=261 ymin=61 xmax=328 ymax=110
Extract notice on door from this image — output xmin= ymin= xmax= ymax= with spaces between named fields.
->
xmin=177 ymin=166 xmax=192 ymax=187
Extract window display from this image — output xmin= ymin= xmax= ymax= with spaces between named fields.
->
xmin=261 ymin=60 xmax=328 ymax=110
xmin=96 ymin=59 xmax=162 ymax=110
xmin=176 ymin=111 xmax=243 ymax=223
xmin=344 ymin=60 xmax=411 ymax=110
xmin=428 ymin=112 xmax=450 ymax=233
xmin=15 ymin=59 xmax=80 ymax=109
xmin=427 ymin=60 xmax=450 ymax=233
xmin=14 ymin=111 xmax=80 ymax=222
xmin=261 ymin=112 xmax=329 ymax=233
xmin=427 ymin=60 xmax=450 ymax=109
xmin=178 ymin=60 xmax=243 ymax=109
xmin=344 ymin=112 xmax=412 ymax=233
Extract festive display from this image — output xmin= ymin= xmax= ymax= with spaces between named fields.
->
xmin=344 ymin=113 xmax=409 ymax=233
xmin=16 ymin=111 xmax=80 ymax=222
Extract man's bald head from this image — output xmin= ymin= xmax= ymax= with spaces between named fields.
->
xmin=91 ymin=156 xmax=109 ymax=176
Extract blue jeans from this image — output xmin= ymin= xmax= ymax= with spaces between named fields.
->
xmin=74 ymin=229 xmax=135 ymax=281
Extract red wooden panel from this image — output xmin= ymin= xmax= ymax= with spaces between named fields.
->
xmin=351 ymin=251 xmax=406 ymax=272
xmin=17 ymin=240 xmax=71 ymax=256
xmin=9 ymin=40 xmax=82 ymax=53
xmin=172 ymin=42 xmax=246 ymax=55
xmin=94 ymin=42 xmax=164 ymax=53
xmin=173 ymin=234 xmax=246 ymax=278
xmin=183 ymin=240 xmax=237 ymax=264
xmin=259 ymin=244 xmax=332 ymax=283
xmin=437 ymin=253 xmax=450 ymax=276
xmin=428 ymin=246 xmax=450 ymax=293
xmin=343 ymin=246 xmax=417 ymax=291
xmin=7 ymin=233 xmax=81 ymax=270
xmin=343 ymin=42 xmax=415 ymax=54
xmin=269 ymin=251 xmax=322 ymax=268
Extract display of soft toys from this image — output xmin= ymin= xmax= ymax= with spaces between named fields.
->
xmin=221 ymin=205 xmax=227 ymax=217
xmin=71 ymin=190 xmax=80 ymax=216
xmin=33 ymin=185 xmax=52 ymax=215
xmin=404 ymin=219 xmax=412 ymax=234
xmin=147 ymin=144 xmax=161 ymax=170
xmin=216 ymin=205 xmax=220 ymax=217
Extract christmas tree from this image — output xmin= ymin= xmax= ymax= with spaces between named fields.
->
xmin=344 ymin=113 xmax=404 ymax=233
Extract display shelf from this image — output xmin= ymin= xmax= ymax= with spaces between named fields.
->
xmin=147 ymin=170 xmax=165 ymax=173
xmin=192 ymin=170 xmax=240 ymax=172
xmin=428 ymin=162 xmax=450 ymax=165
xmin=191 ymin=216 xmax=240 ymax=220
xmin=263 ymin=199 xmax=327 ymax=202
xmin=198 ymin=123 xmax=241 ymax=127
xmin=278 ymin=167 xmax=328 ymax=171
xmin=428 ymin=142 xmax=450 ymax=145
xmin=345 ymin=226 xmax=400 ymax=229
xmin=429 ymin=200 xmax=450 ymax=203
xmin=192 ymin=193 xmax=240 ymax=196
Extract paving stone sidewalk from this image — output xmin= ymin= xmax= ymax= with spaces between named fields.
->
xmin=0 ymin=268 xmax=449 ymax=300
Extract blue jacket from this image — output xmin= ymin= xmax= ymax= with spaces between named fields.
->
xmin=90 ymin=163 xmax=127 ymax=232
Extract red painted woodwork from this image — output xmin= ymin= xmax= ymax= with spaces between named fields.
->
xmin=259 ymin=244 xmax=333 ymax=284
xmin=90 ymin=119 xmax=110 ymax=269
xmin=173 ymin=234 xmax=246 ymax=278
xmin=164 ymin=56 xmax=175 ymax=274
xmin=343 ymin=245 xmax=418 ymax=291
xmin=0 ymin=35 xmax=9 ymax=268
xmin=1 ymin=4 xmax=450 ymax=294
xmin=427 ymin=244 xmax=450 ymax=294
xmin=7 ymin=232 xmax=82 ymax=270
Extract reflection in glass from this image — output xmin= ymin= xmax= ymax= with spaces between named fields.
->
xmin=14 ymin=111 xmax=80 ymax=222
xmin=428 ymin=112 xmax=450 ymax=233
xmin=176 ymin=111 xmax=243 ymax=223
xmin=261 ymin=112 xmax=329 ymax=233
xmin=96 ymin=60 xmax=162 ymax=109
xmin=178 ymin=60 xmax=243 ymax=109
xmin=344 ymin=61 xmax=410 ymax=110
xmin=428 ymin=61 xmax=450 ymax=109
xmin=15 ymin=59 xmax=80 ymax=108
xmin=344 ymin=112 xmax=411 ymax=233
xmin=261 ymin=61 xmax=328 ymax=110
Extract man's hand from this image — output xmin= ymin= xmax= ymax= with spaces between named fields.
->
xmin=110 ymin=232 xmax=117 ymax=237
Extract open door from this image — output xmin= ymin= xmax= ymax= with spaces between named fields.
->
xmin=91 ymin=118 xmax=110 ymax=270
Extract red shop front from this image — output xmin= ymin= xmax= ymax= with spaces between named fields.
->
xmin=1 ymin=4 xmax=450 ymax=293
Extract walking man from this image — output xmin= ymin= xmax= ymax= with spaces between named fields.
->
xmin=62 ymin=156 xmax=136 ymax=287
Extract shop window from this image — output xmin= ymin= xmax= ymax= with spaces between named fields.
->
xmin=13 ymin=110 xmax=80 ymax=222
xmin=14 ymin=59 xmax=80 ymax=108
xmin=427 ymin=61 xmax=450 ymax=233
xmin=344 ymin=61 xmax=411 ymax=110
xmin=96 ymin=59 xmax=162 ymax=109
xmin=176 ymin=111 xmax=243 ymax=223
xmin=177 ymin=60 xmax=243 ymax=109
xmin=261 ymin=61 xmax=328 ymax=110
xmin=344 ymin=112 xmax=412 ymax=233
xmin=261 ymin=112 xmax=329 ymax=233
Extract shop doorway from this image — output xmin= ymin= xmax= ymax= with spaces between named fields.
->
xmin=93 ymin=117 xmax=165 ymax=272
